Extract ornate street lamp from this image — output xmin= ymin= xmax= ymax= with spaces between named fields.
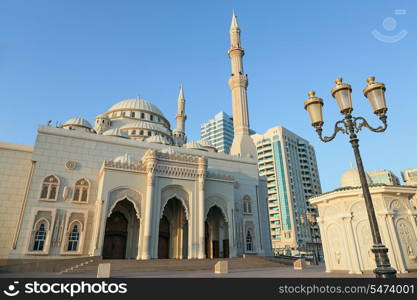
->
xmin=304 ymin=77 xmax=396 ymax=278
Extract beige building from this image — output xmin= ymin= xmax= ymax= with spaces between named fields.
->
xmin=310 ymin=167 xmax=417 ymax=274
xmin=0 ymin=13 xmax=272 ymax=260
xmin=402 ymin=168 xmax=417 ymax=186
xmin=252 ymin=126 xmax=322 ymax=258
xmin=368 ymin=169 xmax=400 ymax=186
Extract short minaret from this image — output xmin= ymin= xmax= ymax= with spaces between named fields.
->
xmin=228 ymin=12 xmax=257 ymax=158
xmin=173 ymin=85 xmax=187 ymax=146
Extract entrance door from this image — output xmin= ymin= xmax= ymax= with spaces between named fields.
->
xmin=158 ymin=216 xmax=170 ymax=259
xmin=223 ymin=239 xmax=229 ymax=258
xmin=103 ymin=212 xmax=128 ymax=259
xmin=212 ymin=240 xmax=220 ymax=258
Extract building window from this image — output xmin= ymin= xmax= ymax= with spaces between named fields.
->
xmin=150 ymin=115 xmax=154 ymax=121
xmin=131 ymin=112 xmax=135 ymax=118
xmin=147 ymin=131 xmax=152 ymax=136
xmin=121 ymin=111 xmax=126 ymax=116
xmin=139 ymin=130 xmax=144 ymax=135
xmin=73 ymin=179 xmax=89 ymax=202
xmin=40 ymin=175 xmax=59 ymax=201
xmin=246 ymin=231 xmax=253 ymax=252
xmin=243 ymin=196 xmax=252 ymax=214
xmin=67 ymin=224 xmax=80 ymax=251
xmin=141 ymin=112 xmax=145 ymax=119
xmin=131 ymin=130 xmax=136 ymax=135
xmin=33 ymin=223 xmax=47 ymax=251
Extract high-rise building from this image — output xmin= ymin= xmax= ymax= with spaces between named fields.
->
xmin=252 ymin=126 xmax=322 ymax=257
xmin=401 ymin=168 xmax=417 ymax=186
xmin=200 ymin=111 xmax=234 ymax=154
xmin=368 ymin=170 xmax=400 ymax=185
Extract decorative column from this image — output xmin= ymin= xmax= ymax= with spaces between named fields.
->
xmin=197 ymin=156 xmax=207 ymax=259
xmin=317 ymin=217 xmax=331 ymax=272
xmin=384 ymin=212 xmax=407 ymax=273
xmin=139 ymin=149 xmax=157 ymax=260
xmin=407 ymin=209 xmax=417 ymax=237
xmin=341 ymin=214 xmax=362 ymax=274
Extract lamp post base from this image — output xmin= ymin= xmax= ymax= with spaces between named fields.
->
xmin=372 ymin=244 xmax=397 ymax=278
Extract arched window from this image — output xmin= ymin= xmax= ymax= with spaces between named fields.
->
xmin=147 ymin=131 xmax=152 ymax=136
xmin=141 ymin=112 xmax=145 ymax=119
xmin=131 ymin=112 xmax=135 ymax=118
xmin=73 ymin=179 xmax=89 ymax=202
xmin=40 ymin=175 xmax=59 ymax=201
xmin=139 ymin=130 xmax=144 ymax=136
xmin=243 ymin=196 xmax=252 ymax=214
xmin=67 ymin=224 xmax=80 ymax=251
xmin=150 ymin=115 xmax=154 ymax=121
xmin=33 ymin=223 xmax=47 ymax=251
xmin=131 ymin=130 xmax=136 ymax=135
xmin=246 ymin=230 xmax=253 ymax=252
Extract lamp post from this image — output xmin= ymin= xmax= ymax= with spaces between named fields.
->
xmin=305 ymin=212 xmax=320 ymax=264
xmin=303 ymin=77 xmax=397 ymax=278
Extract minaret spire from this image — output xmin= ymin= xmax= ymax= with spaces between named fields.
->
xmin=173 ymin=85 xmax=187 ymax=146
xmin=228 ymin=12 xmax=256 ymax=158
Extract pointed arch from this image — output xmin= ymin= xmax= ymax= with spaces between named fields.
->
xmin=160 ymin=185 xmax=190 ymax=220
xmin=39 ymin=175 xmax=60 ymax=201
xmin=73 ymin=178 xmax=90 ymax=203
xmin=205 ymin=194 xmax=228 ymax=223
xmin=108 ymin=187 xmax=142 ymax=220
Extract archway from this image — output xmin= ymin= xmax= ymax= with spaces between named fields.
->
xmin=205 ymin=205 xmax=229 ymax=258
xmin=103 ymin=199 xmax=139 ymax=259
xmin=158 ymin=197 xmax=188 ymax=259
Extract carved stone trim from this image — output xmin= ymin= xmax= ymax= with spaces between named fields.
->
xmin=205 ymin=194 xmax=228 ymax=223
xmin=104 ymin=160 xmax=147 ymax=172
xmin=206 ymin=171 xmax=235 ymax=182
xmin=108 ymin=188 xmax=142 ymax=219
xmin=160 ymin=186 xmax=190 ymax=220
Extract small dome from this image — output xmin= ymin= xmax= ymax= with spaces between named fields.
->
xmin=107 ymin=99 xmax=164 ymax=117
xmin=184 ymin=141 xmax=209 ymax=152
xmin=340 ymin=163 xmax=372 ymax=187
xmin=114 ymin=153 xmax=136 ymax=164
xmin=146 ymin=135 xmax=170 ymax=145
xmin=102 ymin=128 xmax=129 ymax=138
xmin=198 ymin=140 xmax=218 ymax=152
xmin=96 ymin=113 xmax=109 ymax=119
xmin=63 ymin=117 xmax=92 ymax=129
xmin=185 ymin=140 xmax=218 ymax=152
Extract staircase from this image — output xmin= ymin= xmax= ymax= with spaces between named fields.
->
xmin=63 ymin=256 xmax=287 ymax=275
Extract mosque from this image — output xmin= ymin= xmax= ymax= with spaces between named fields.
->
xmin=0 ymin=13 xmax=272 ymax=260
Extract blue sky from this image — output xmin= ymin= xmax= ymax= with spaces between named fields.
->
xmin=0 ymin=0 xmax=416 ymax=192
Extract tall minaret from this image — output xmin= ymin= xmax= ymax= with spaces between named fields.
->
xmin=173 ymin=85 xmax=187 ymax=146
xmin=228 ymin=12 xmax=257 ymax=158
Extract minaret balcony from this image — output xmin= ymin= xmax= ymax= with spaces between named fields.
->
xmin=228 ymin=75 xmax=248 ymax=89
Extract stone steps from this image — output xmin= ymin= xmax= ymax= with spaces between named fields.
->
xmin=65 ymin=256 xmax=286 ymax=275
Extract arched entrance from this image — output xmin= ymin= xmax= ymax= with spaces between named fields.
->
xmin=158 ymin=197 xmax=188 ymax=259
xmin=205 ymin=205 xmax=229 ymax=258
xmin=103 ymin=199 xmax=140 ymax=259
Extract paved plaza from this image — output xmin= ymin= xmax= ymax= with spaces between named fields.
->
xmin=1 ymin=265 xmax=416 ymax=278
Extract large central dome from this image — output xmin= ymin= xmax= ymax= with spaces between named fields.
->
xmin=107 ymin=99 xmax=164 ymax=117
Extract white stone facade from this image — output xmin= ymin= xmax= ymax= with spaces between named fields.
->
xmin=0 ymin=126 xmax=272 ymax=260
xmin=0 ymin=143 xmax=33 ymax=257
